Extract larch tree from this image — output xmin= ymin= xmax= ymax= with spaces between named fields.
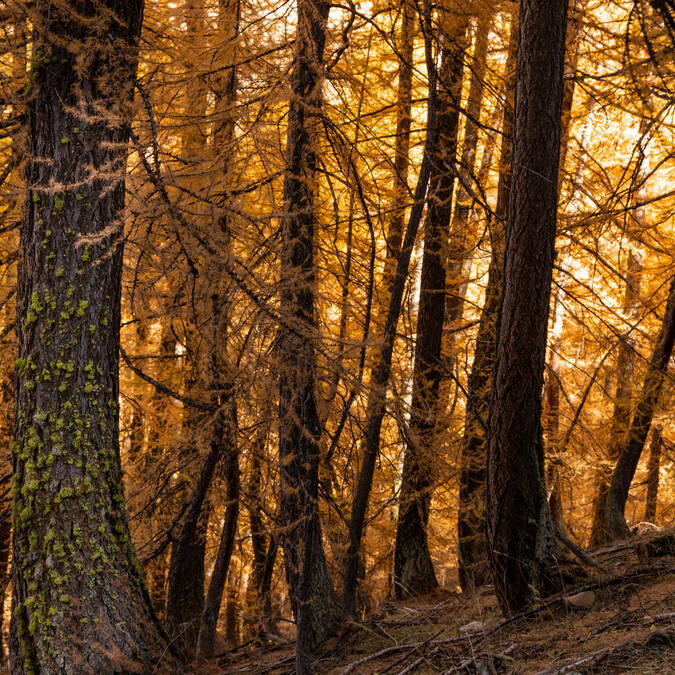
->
xmin=277 ymin=0 xmax=341 ymax=667
xmin=11 ymin=1 xmax=177 ymax=672
xmin=457 ymin=6 xmax=518 ymax=591
xmin=604 ymin=274 xmax=675 ymax=541
xmin=486 ymin=0 xmax=569 ymax=614
xmin=393 ymin=5 xmax=469 ymax=599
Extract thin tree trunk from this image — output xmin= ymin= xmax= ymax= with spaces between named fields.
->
xmin=644 ymin=425 xmax=661 ymax=522
xmin=589 ymin=249 xmax=643 ymax=546
xmin=10 ymin=2 xmax=177 ymax=671
xmin=486 ymin=0 xmax=568 ymax=615
xmin=544 ymin=286 xmax=566 ymax=533
xmin=457 ymin=9 xmax=518 ymax=591
xmin=278 ymin=2 xmax=341 ymax=669
xmin=341 ymin=6 xmax=441 ymax=612
xmin=195 ymin=401 xmax=240 ymax=661
xmin=165 ymin=0 xmax=241 ymax=655
xmin=445 ymin=12 xmax=490 ymax=336
xmin=146 ymin=322 xmax=177 ymax=616
xmin=382 ymin=0 xmax=415 ymax=306
xmin=393 ymin=14 xmax=468 ymax=599
xmin=604 ymin=275 xmax=675 ymax=541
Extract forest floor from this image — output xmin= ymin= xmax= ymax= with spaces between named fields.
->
xmin=213 ymin=530 xmax=674 ymax=674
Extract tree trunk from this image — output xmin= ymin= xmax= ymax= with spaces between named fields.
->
xmin=544 ymin=286 xmax=567 ymax=534
xmin=393 ymin=14 xmax=468 ymax=599
xmin=165 ymin=0 xmax=241 ymax=656
xmin=486 ymin=0 xmax=568 ymax=615
xmin=542 ymin=0 xmax=585 ymax=535
xmin=11 ymin=2 xmax=178 ymax=672
xmin=589 ymin=249 xmax=643 ymax=546
xmin=278 ymin=2 xmax=341 ymax=669
xmin=195 ymin=403 xmax=240 ymax=661
xmin=643 ymin=425 xmax=661 ymax=522
xmin=604 ymin=275 xmax=675 ymax=541
xmin=341 ymin=14 xmax=441 ymax=614
xmin=445 ymin=12 xmax=490 ymax=338
xmin=384 ymin=0 xmax=415 ymax=284
xmin=457 ymin=9 xmax=518 ymax=592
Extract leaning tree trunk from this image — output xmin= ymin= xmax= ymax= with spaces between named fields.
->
xmin=393 ymin=14 xmax=468 ymax=599
xmin=278 ymin=1 xmax=341 ymax=669
xmin=604 ymin=275 xmax=675 ymax=541
xmin=486 ymin=0 xmax=568 ymax=616
xmin=589 ymin=249 xmax=643 ymax=546
xmin=457 ymin=8 xmax=518 ymax=591
xmin=10 ymin=2 xmax=178 ymax=672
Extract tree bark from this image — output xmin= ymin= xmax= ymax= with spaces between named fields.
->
xmin=457 ymin=8 xmax=518 ymax=591
xmin=11 ymin=2 xmax=178 ymax=672
xmin=486 ymin=0 xmax=568 ymax=615
xmin=393 ymin=13 xmax=468 ymax=600
xmin=278 ymin=2 xmax=341 ymax=669
xmin=604 ymin=275 xmax=675 ymax=541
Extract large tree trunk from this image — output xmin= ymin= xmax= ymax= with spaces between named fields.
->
xmin=393 ymin=13 xmax=468 ymax=600
xmin=486 ymin=0 xmax=568 ymax=616
xmin=278 ymin=1 xmax=341 ymax=669
xmin=457 ymin=9 xmax=518 ymax=591
xmin=10 ymin=2 xmax=178 ymax=672
xmin=604 ymin=275 xmax=675 ymax=541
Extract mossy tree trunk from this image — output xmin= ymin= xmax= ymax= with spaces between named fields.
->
xmin=11 ymin=1 xmax=178 ymax=672
xmin=486 ymin=0 xmax=568 ymax=615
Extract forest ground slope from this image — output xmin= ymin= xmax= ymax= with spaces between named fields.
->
xmin=213 ymin=530 xmax=674 ymax=674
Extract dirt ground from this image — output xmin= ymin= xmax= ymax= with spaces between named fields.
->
xmin=214 ymin=532 xmax=674 ymax=674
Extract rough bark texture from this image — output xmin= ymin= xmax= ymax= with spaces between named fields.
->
xmin=11 ymin=2 xmax=178 ymax=672
xmin=278 ymin=1 xmax=341 ymax=668
xmin=604 ymin=275 xmax=675 ymax=541
xmin=393 ymin=16 xmax=468 ymax=600
xmin=486 ymin=0 xmax=568 ymax=615
xmin=457 ymin=9 xmax=518 ymax=592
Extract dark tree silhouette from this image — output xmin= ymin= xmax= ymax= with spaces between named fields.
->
xmin=486 ymin=0 xmax=569 ymax=615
